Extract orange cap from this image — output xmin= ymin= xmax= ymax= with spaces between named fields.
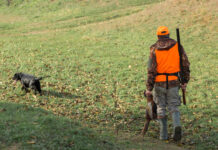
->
xmin=156 ymin=26 xmax=170 ymax=36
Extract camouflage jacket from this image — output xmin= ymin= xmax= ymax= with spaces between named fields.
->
xmin=146 ymin=37 xmax=190 ymax=91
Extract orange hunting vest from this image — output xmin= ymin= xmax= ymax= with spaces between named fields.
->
xmin=155 ymin=43 xmax=180 ymax=83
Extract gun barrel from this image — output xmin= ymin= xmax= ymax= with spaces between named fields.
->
xmin=176 ymin=28 xmax=187 ymax=105
xmin=176 ymin=28 xmax=181 ymax=46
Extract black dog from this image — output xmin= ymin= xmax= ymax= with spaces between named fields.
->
xmin=13 ymin=72 xmax=45 ymax=95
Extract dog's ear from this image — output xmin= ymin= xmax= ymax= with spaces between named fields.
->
xmin=18 ymin=72 xmax=23 ymax=76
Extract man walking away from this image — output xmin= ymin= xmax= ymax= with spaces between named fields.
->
xmin=146 ymin=26 xmax=190 ymax=141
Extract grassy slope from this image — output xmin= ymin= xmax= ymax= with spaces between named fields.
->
xmin=0 ymin=102 xmax=185 ymax=150
xmin=0 ymin=102 xmax=118 ymax=150
xmin=0 ymin=0 xmax=217 ymax=149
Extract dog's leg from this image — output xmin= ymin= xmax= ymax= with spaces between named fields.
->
xmin=33 ymin=88 xmax=41 ymax=95
xmin=31 ymin=86 xmax=37 ymax=95
xmin=34 ymin=89 xmax=37 ymax=95
xmin=21 ymin=86 xmax=28 ymax=92
xmin=20 ymin=86 xmax=28 ymax=96
xmin=24 ymin=87 xmax=29 ymax=93
xmin=36 ymin=82 xmax=42 ymax=96
xmin=21 ymin=86 xmax=25 ymax=91
xmin=38 ymin=89 xmax=42 ymax=96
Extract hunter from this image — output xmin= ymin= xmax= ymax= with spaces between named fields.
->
xmin=146 ymin=26 xmax=190 ymax=141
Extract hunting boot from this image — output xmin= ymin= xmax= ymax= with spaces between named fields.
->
xmin=158 ymin=117 xmax=168 ymax=140
xmin=172 ymin=111 xmax=182 ymax=141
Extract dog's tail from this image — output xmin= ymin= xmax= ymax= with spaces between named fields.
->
xmin=36 ymin=76 xmax=50 ymax=80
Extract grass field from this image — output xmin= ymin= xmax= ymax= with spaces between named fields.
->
xmin=0 ymin=0 xmax=217 ymax=149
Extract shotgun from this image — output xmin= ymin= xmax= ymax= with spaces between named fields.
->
xmin=176 ymin=28 xmax=186 ymax=105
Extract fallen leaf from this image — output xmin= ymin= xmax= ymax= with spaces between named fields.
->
xmin=27 ymin=140 xmax=36 ymax=144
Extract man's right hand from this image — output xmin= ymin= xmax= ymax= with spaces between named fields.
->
xmin=181 ymin=83 xmax=187 ymax=91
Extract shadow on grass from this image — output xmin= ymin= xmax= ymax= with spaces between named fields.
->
xmin=42 ymin=90 xmax=82 ymax=99
xmin=0 ymin=102 xmax=118 ymax=150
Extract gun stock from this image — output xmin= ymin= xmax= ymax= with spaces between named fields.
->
xmin=182 ymin=89 xmax=186 ymax=105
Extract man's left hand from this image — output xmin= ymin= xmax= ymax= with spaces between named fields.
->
xmin=146 ymin=90 xmax=152 ymax=97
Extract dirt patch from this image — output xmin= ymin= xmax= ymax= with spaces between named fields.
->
xmin=116 ymin=132 xmax=187 ymax=150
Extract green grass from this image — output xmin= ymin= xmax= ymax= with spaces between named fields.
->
xmin=0 ymin=103 xmax=185 ymax=150
xmin=0 ymin=0 xmax=217 ymax=149
xmin=0 ymin=102 xmax=118 ymax=150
